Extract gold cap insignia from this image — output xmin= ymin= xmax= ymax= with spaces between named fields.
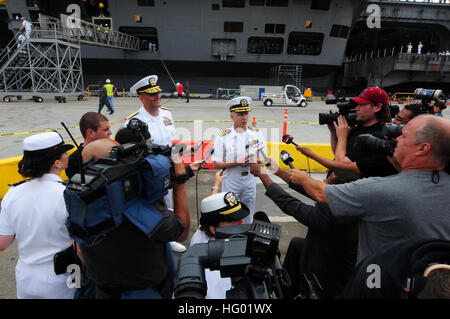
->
xmin=240 ymin=99 xmax=248 ymax=107
xmin=225 ymin=192 xmax=238 ymax=207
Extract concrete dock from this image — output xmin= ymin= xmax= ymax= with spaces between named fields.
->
xmin=0 ymin=96 xmax=334 ymax=298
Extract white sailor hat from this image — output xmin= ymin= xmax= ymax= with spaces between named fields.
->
xmin=199 ymin=192 xmax=249 ymax=226
xmin=23 ymin=132 xmax=73 ymax=158
xmin=130 ymin=75 xmax=162 ymax=95
xmin=227 ymin=96 xmax=252 ymax=113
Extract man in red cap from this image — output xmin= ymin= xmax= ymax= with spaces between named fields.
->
xmin=330 ymin=87 xmax=392 ymax=162
xmin=314 ymin=87 xmax=397 ymax=178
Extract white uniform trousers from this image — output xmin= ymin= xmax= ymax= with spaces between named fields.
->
xmin=16 ymin=259 xmax=75 ymax=299
xmin=222 ymin=172 xmax=256 ymax=224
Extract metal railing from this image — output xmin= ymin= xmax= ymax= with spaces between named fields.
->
xmin=345 ymin=45 xmax=450 ymax=63
xmin=368 ymin=0 xmax=449 ymax=4
xmin=1 ymin=15 xmax=140 ymax=62
xmin=58 ymin=14 xmax=139 ymax=50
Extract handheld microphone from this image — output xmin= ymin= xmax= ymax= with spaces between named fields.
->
xmin=199 ymin=148 xmax=214 ymax=170
xmin=191 ymin=140 xmax=203 ymax=154
xmin=280 ymin=150 xmax=294 ymax=169
xmin=282 ymin=134 xmax=298 ymax=147
xmin=172 ymin=143 xmax=187 ymax=156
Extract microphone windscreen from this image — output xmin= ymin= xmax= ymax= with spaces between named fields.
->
xmin=254 ymin=211 xmax=270 ymax=223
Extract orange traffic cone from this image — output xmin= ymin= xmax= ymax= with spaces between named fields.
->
xmin=252 ymin=116 xmax=257 ymax=126
xmin=283 ymin=108 xmax=288 ymax=136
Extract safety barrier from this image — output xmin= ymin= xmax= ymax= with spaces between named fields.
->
xmin=0 ymin=141 xmax=333 ymax=199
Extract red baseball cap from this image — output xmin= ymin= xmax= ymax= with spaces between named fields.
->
xmin=351 ymin=87 xmax=389 ymax=105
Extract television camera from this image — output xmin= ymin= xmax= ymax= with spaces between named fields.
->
xmin=353 ymin=123 xmax=404 ymax=157
xmin=319 ymin=100 xmax=358 ymax=126
xmin=319 ymin=98 xmax=400 ymax=127
xmin=173 ymin=212 xmax=290 ymax=299
xmin=62 ymin=118 xmax=183 ymax=243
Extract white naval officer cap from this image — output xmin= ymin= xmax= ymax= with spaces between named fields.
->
xmin=227 ymin=96 xmax=252 ymax=113
xmin=23 ymin=131 xmax=73 ymax=157
xmin=130 ymin=75 xmax=162 ymax=95
xmin=199 ymin=192 xmax=249 ymax=226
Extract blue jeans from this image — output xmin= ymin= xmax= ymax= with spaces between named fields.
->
xmin=107 ymin=96 xmax=114 ymax=110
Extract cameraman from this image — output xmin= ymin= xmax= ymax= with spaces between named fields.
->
xmin=433 ymin=100 xmax=446 ymax=118
xmin=75 ymin=138 xmax=190 ymax=299
xmin=296 ymin=103 xmax=432 ymax=177
xmin=393 ymin=103 xmax=432 ymax=125
xmin=322 ymin=87 xmax=396 ymax=177
xmin=330 ymin=87 xmax=389 ymax=158
xmin=289 ymin=115 xmax=450 ymax=265
xmin=250 ymin=161 xmax=359 ymax=298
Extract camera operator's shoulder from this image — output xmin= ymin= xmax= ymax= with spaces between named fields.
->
xmin=219 ymin=128 xmax=232 ymax=137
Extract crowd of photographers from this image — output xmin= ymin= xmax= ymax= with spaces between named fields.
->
xmin=1 ymin=81 xmax=449 ymax=300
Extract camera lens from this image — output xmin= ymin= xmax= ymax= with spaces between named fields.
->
xmin=355 ymin=134 xmax=396 ymax=156
xmin=382 ymin=124 xmax=404 ymax=139
xmin=319 ymin=112 xmax=338 ymax=125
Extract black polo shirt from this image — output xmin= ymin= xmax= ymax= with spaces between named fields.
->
xmin=346 ymin=122 xmax=398 ymax=178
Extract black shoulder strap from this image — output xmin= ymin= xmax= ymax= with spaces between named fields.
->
xmin=8 ymin=180 xmax=29 ymax=187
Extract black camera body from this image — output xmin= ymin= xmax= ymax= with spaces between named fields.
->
xmin=319 ymin=100 xmax=358 ymax=126
xmin=354 ymin=134 xmax=397 ymax=157
xmin=174 ymin=218 xmax=288 ymax=299
xmin=383 ymin=123 xmax=405 ymax=139
xmin=319 ymin=98 xmax=400 ymax=127
xmin=353 ymin=122 xmax=406 ymax=157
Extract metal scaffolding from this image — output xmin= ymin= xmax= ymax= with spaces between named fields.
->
xmin=0 ymin=14 xmax=139 ymax=103
xmin=270 ymin=65 xmax=303 ymax=91
xmin=0 ymin=30 xmax=84 ymax=102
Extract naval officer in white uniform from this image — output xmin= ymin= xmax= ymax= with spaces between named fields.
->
xmin=125 ymin=75 xmax=175 ymax=147
xmin=125 ymin=75 xmax=186 ymax=252
xmin=0 ymin=132 xmax=75 ymax=299
xmin=212 ymin=96 xmax=268 ymax=224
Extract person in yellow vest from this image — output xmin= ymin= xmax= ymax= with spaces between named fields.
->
xmin=104 ymin=25 xmax=110 ymax=42
xmin=96 ymin=24 xmax=103 ymax=42
xmin=104 ymin=79 xmax=116 ymax=114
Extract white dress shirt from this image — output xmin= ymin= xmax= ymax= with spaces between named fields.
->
xmin=125 ymin=106 xmax=175 ymax=146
